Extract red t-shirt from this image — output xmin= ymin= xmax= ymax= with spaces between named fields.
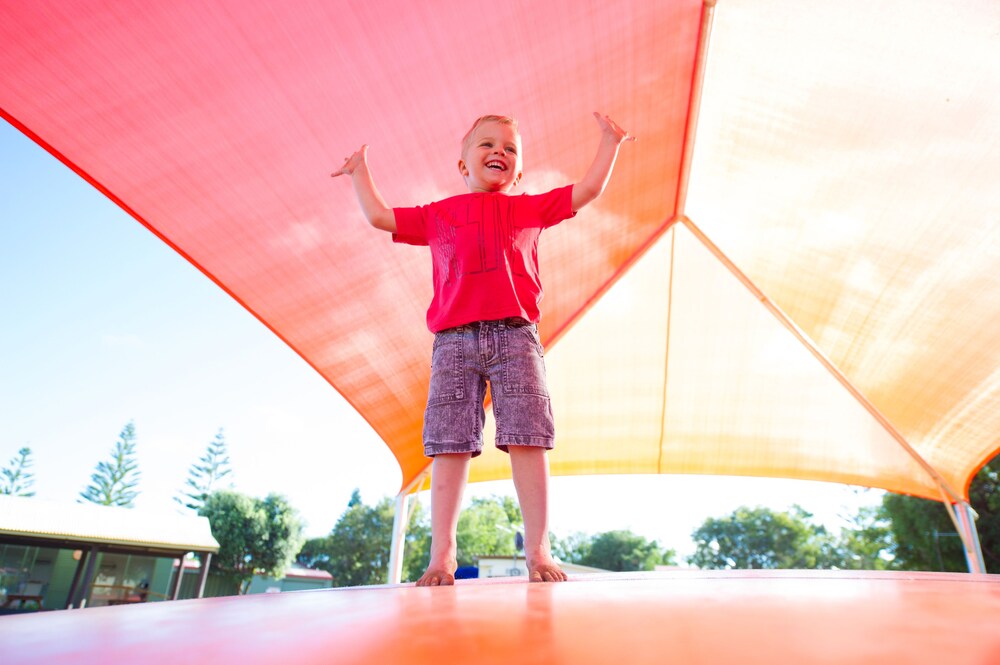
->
xmin=393 ymin=185 xmax=576 ymax=332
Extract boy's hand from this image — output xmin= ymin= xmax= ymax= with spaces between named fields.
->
xmin=331 ymin=144 xmax=396 ymax=232
xmin=331 ymin=144 xmax=369 ymax=177
xmin=593 ymin=112 xmax=636 ymax=145
xmin=571 ymin=113 xmax=635 ymax=211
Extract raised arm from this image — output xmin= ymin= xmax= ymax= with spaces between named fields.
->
xmin=571 ymin=113 xmax=636 ymax=212
xmin=331 ymin=145 xmax=397 ymax=232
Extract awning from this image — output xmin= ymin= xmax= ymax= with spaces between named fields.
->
xmin=1 ymin=0 xmax=996 ymax=503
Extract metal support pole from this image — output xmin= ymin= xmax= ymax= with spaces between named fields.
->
xmin=169 ymin=554 xmax=187 ymax=600
xmin=954 ymin=502 xmax=987 ymax=574
xmin=195 ymin=552 xmax=212 ymax=598
xmin=69 ymin=546 xmax=100 ymax=609
xmin=387 ymin=492 xmax=413 ymax=585
xmin=936 ymin=488 xmax=987 ymax=574
xmin=387 ymin=467 xmax=430 ymax=584
xmin=64 ymin=548 xmax=89 ymax=609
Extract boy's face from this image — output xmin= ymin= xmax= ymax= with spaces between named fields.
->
xmin=458 ymin=121 xmax=523 ymax=194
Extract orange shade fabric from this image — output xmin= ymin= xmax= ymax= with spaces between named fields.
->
xmin=1 ymin=0 xmax=997 ymax=500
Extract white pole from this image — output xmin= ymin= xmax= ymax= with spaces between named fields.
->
xmin=387 ymin=467 xmax=430 ymax=584
xmin=955 ymin=501 xmax=987 ymax=574
xmin=387 ymin=491 xmax=411 ymax=584
xmin=936 ymin=490 xmax=987 ymax=574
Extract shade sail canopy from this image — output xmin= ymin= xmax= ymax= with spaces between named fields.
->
xmin=1 ymin=0 xmax=997 ymax=501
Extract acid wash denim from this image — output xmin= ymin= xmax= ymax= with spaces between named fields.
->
xmin=423 ymin=318 xmax=554 ymax=457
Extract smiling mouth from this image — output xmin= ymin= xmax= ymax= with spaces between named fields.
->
xmin=486 ymin=160 xmax=507 ymax=172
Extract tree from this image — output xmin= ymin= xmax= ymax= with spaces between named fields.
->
xmin=298 ymin=492 xmax=531 ymax=586
xmin=79 ymin=422 xmax=141 ymax=507
xmin=880 ymin=493 xmax=962 ymax=571
xmin=551 ymin=531 xmax=592 ymax=564
xmin=688 ymin=506 xmax=839 ymax=569
xmin=971 ymin=459 xmax=1000 ymax=572
xmin=881 ymin=458 xmax=999 ymax=573
xmin=1 ymin=446 xmax=36 ymax=497
xmin=832 ymin=505 xmax=895 ymax=571
xmin=298 ymin=490 xmax=430 ymax=587
xmin=199 ymin=490 xmax=305 ymax=593
xmin=176 ymin=428 xmax=233 ymax=512
xmin=455 ymin=496 xmax=523 ymax=567
xmin=574 ymin=530 xmax=675 ymax=572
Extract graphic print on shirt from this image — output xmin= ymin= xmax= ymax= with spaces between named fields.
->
xmin=433 ymin=195 xmax=530 ymax=286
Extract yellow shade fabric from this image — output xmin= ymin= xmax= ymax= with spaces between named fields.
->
xmin=682 ymin=0 xmax=1000 ymax=498
xmin=473 ymin=224 xmax=937 ymax=497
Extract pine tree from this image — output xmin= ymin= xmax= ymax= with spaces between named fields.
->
xmin=79 ymin=422 xmax=141 ymax=507
xmin=176 ymin=428 xmax=233 ymax=512
xmin=1 ymin=447 xmax=36 ymax=497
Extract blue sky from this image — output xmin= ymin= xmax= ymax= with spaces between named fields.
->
xmin=0 ymin=119 xmax=881 ymax=557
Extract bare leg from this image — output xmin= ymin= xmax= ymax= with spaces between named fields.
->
xmin=416 ymin=452 xmax=472 ymax=587
xmin=509 ymin=446 xmax=567 ymax=583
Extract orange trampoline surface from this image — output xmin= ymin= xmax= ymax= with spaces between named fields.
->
xmin=2 ymin=570 xmax=998 ymax=665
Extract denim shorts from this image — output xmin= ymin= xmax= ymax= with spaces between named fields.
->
xmin=423 ymin=318 xmax=555 ymax=457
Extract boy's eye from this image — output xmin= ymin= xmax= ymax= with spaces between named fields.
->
xmin=506 ymin=147 xmax=517 ymax=154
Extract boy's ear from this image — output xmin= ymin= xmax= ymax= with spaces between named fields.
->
xmin=458 ymin=159 xmax=469 ymax=176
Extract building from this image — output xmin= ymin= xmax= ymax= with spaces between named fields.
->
xmin=0 ymin=495 xmax=333 ymax=612
xmin=0 ymin=494 xmax=218 ymax=611
xmin=475 ymin=556 xmax=606 ymax=579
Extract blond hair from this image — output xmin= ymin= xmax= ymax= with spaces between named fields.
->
xmin=461 ymin=115 xmax=518 ymax=158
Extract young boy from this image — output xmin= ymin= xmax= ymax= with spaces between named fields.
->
xmin=332 ymin=112 xmax=633 ymax=585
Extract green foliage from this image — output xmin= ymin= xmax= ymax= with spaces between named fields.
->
xmin=1 ymin=446 xmax=36 ymax=497
xmin=881 ymin=459 xmax=999 ymax=573
xmin=833 ymin=504 xmax=895 ymax=570
xmin=199 ymin=490 xmax=305 ymax=593
xmin=688 ymin=506 xmax=841 ymax=569
xmin=298 ymin=490 xmax=430 ymax=587
xmin=322 ymin=494 xmax=396 ymax=586
xmin=880 ymin=493 xmax=963 ymax=571
xmin=176 ymin=428 xmax=233 ymax=512
xmin=298 ymin=492 xmax=530 ymax=586
xmin=551 ymin=531 xmax=592 ymax=564
xmin=79 ymin=422 xmax=141 ymax=507
xmin=573 ymin=530 xmax=675 ymax=572
xmin=455 ymin=496 xmax=523 ymax=567
xmin=972 ymin=460 xmax=1000 ymax=572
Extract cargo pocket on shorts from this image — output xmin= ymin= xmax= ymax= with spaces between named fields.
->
xmin=500 ymin=325 xmax=549 ymax=397
xmin=427 ymin=333 xmax=466 ymax=405
xmin=424 ymin=333 xmax=475 ymax=448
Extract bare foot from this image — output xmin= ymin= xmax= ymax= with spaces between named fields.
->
xmin=527 ymin=556 xmax=568 ymax=583
xmin=416 ymin=560 xmax=456 ymax=587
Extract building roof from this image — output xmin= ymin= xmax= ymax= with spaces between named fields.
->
xmin=0 ymin=495 xmax=219 ymax=553
xmin=283 ymin=563 xmax=334 ymax=581
xmin=176 ymin=559 xmax=332 ymax=581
